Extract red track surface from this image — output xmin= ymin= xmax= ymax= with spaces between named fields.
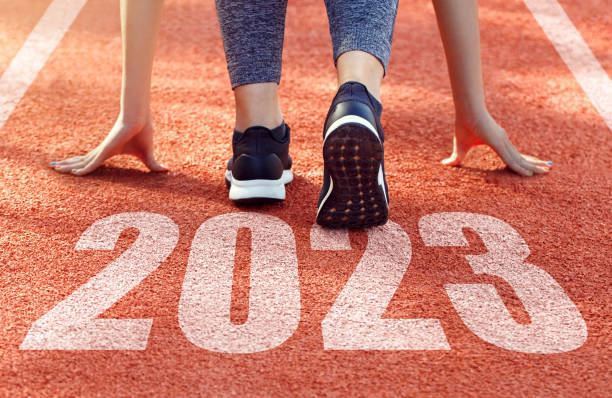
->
xmin=1 ymin=0 xmax=610 ymax=396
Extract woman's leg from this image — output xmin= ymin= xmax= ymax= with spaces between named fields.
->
xmin=51 ymin=0 xmax=166 ymax=175
xmin=326 ymin=0 xmax=398 ymax=99
xmin=234 ymin=83 xmax=282 ymax=132
xmin=215 ymin=0 xmax=292 ymax=202
xmin=433 ymin=0 xmax=551 ymax=176
xmin=316 ymin=0 xmax=398 ymax=228
xmin=336 ymin=51 xmax=384 ymax=102
xmin=215 ymin=0 xmax=287 ymax=131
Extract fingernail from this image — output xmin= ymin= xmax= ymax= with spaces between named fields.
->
xmin=528 ymin=170 xmax=534 ymax=176
xmin=50 ymin=162 xmax=56 ymax=166
xmin=71 ymin=169 xmax=78 ymax=174
xmin=547 ymin=161 xmax=553 ymax=166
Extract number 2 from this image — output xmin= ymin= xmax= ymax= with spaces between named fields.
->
xmin=20 ymin=212 xmax=179 ymax=350
xmin=316 ymin=221 xmax=450 ymax=350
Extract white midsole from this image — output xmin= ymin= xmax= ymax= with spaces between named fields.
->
xmin=323 ymin=114 xmax=380 ymax=144
xmin=227 ymin=169 xmax=293 ymax=200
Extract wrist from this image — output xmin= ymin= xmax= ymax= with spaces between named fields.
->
xmin=455 ymin=106 xmax=491 ymax=130
xmin=117 ymin=110 xmax=151 ymax=130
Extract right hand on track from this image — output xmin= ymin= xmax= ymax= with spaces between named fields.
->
xmin=50 ymin=118 xmax=167 ymax=176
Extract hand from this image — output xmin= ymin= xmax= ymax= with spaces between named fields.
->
xmin=442 ymin=113 xmax=552 ymax=176
xmin=50 ymin=117 xmax=167 ymax=176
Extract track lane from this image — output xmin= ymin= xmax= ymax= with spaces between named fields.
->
xmin=0 ymin=0 xmax=88 ymax=130
xmin=0 ymin=0 xmax=52 ymax=76
xmin=556 ymin=0 xmax=612 ymax=77
xmin=522 ymin=0 xmax=612 ymax=131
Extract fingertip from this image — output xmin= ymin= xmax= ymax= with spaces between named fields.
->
xmin=146 ymin=160 xmax=168 ymax=172
xmin=71 ymin=168 xmax=89 ymax=176
xmin=143 ymin=151 xmax=168 ymax=172
xmin=508 ymin=163 xmax=531 ymax=177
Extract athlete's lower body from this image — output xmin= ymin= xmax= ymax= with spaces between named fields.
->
xmin=215 ymin=0 xmax=398 ymax=228
xmin=48 ymin=0 xmax=551 ymax=220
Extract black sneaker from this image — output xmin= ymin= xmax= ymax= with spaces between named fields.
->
xmin=225 ymin=122 xmax=293 ymax=202
xmin=316 ymin=82 xmax=389 ymax=228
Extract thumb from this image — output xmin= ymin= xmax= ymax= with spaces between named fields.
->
xmin=441 ymin=136 xmax=471 ymax=166
xmin=143 ymin=150 xmax=168 ymax=172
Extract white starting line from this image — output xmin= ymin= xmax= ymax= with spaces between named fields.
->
xmin=0 ymin=0 xmax=610 ymax=132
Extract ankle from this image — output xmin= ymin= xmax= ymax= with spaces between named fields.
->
xmin=236 ymin=121 xmax=286 ymax=137
xmin=337 ymin=51 xmax=384 ymax=101
xmin=338 ymin=76 xmax=382 ymax=101
xmin=234 ymin=83 xmax=283 ymax=131
xmin=235 ymin=114 xmax=283 ymax=132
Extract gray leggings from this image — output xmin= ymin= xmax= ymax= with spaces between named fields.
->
xmin=215 ymin=0 xmax=399 ymax=88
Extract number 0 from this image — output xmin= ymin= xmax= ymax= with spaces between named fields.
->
xmin=179 ymin=213 xmax=301 ymax=354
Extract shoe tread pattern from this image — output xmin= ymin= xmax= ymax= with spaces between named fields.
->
xmin=317 ymin=123 xmax=388 ymax=229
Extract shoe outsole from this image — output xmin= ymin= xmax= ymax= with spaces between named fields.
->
xmin=316 ymin=123 xmax=388 ymax=229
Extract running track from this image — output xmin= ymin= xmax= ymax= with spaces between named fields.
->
xmin=0 ymin=0 xmax=610 ymax=396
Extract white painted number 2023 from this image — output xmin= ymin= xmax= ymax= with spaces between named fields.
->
xmin=21 ymin=212 xmax=587 ymax=353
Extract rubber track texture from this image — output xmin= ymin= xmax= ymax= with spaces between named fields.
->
xmin=2 ymin=0 xmax=611 ymax=396
xmin=317 ymin=123 xmax=388 ymax=228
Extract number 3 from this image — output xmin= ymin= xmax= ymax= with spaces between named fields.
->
xmin=419 ymin=212 xmax=587 ymax=353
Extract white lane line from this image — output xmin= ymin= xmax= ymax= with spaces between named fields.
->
xmin=523 ymin=0 xmax=612 ymax=132
xmin=0 ymin=0 xmax=88 ymax=131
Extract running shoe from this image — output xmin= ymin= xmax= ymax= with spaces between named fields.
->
xmin=225 ymin=122 xmax=293 ymax=202
xmin=316 ymin=81 xmax=389 ymax=228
